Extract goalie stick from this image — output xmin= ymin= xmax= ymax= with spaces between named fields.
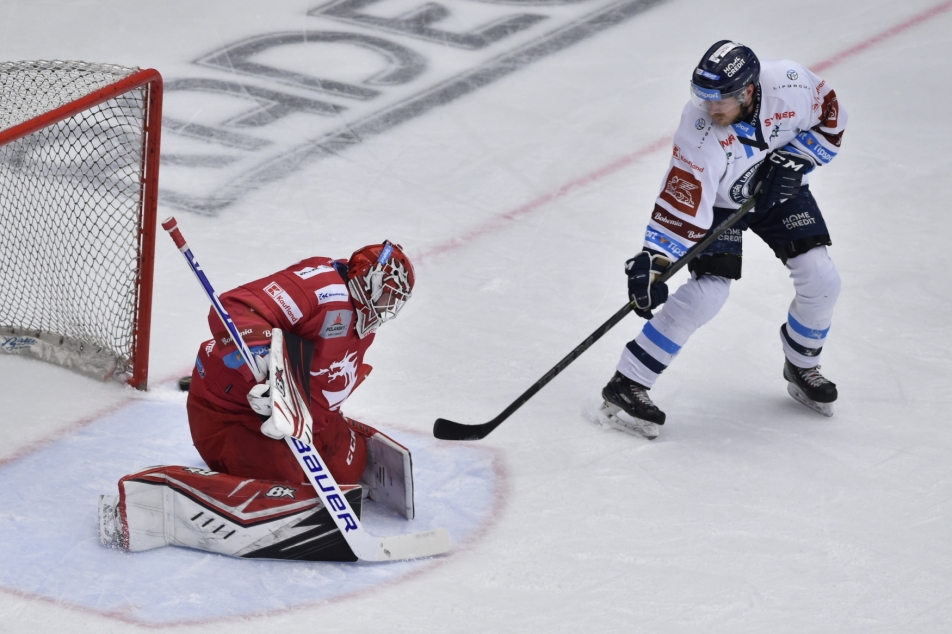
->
xmin=162 ymin=217 xmax=450 ymax=561
xmin=432 ymin=193 xmax=760 ymax=441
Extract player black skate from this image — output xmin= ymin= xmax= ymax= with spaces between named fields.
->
xmin=599 ymin=371 xmax=665 ymax=439
xmin=783 ymin=359 xmax=837 ymax=417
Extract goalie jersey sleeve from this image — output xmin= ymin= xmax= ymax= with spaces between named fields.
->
xmin=643 ymin=59 xmax=847 ymax=262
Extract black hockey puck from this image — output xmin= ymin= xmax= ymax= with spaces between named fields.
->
xmin=178 ymin=376 xmax=192 ymax=392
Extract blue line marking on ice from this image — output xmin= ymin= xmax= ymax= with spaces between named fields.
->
xmin=787 ymin=312 xmax=830 ymax=340
xmin=0 ymin=398 xmax=497 ymax=626
xmin=642 ymin=322 xmax=681 ymax=355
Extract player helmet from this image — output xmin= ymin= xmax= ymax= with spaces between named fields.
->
xmin=347 ymin=241 xmax=415 ymax=338
xmin=690 ymin=40 xmax=760 ymax=109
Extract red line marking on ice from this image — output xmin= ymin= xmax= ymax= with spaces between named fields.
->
xmin=418 ymin=0 xmax=952 ymax=263
xmin=811 ymin=0 xmax=952 ymax=73
xmin=416 ymin=135 xmax=672 ymax=264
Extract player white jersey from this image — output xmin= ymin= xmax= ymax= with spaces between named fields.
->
xmin=644 ymin=59 xmax=847 ymax=261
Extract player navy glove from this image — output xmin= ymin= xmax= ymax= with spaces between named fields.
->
xmin=626 ymin=250 xmax=671 ymax=319
xmin=755 ymin=147 xmax=814 ymax=211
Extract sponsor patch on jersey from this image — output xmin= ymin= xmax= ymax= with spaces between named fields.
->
xmin=729 ymin=162 xmax=762 ymax=204
xmin=195 ymin=356 xmax=205 ymax=379
xmin=315 ymin=284 xmax=349 ymax=305
xmin=763 ymin=111 xmax=796 ymax=127
xmin=673 ymin=145 xmax=705 ymax=172
xmin=645 ymin=228 xmax=688 ymax=260
xmin=294 ymin=264 xmax=334 ymax=280
xmin=795 ymin=131 xmax=836 ymax=165
xmin=319 ymin=310 xmax=353 ymax=339
xmin=223 ymin=345 xmax=271 ymax=369
xmin=820 ymin=91 xmax=840 ymax=129
xmin=660 ymin=166 xmax=702 ymax=216
xmin=651 ymin=206 xmax=707 ymax=241
xmin=264 ymin=282 xmax=303 ymax=325
xmin=695 ymin=117 xmax=707 ymax=130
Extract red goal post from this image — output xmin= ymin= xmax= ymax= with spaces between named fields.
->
xmin=0 ymin=62 xmax=162 ymax=389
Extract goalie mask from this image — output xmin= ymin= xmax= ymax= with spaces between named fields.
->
xmin=347 ymin=241 xmax=415 ymax=338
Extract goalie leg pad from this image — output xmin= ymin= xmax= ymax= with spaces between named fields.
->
xmin=355 ymin=426 xmax=415 ymax=520
xmin=109 ymin=466 xmax=361 ymax=561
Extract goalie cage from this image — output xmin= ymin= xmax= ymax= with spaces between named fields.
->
xmin=0 ymin=61 xmax=163 ymax=389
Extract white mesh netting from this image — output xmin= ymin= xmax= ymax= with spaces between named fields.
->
xmin=0 ymin=61 xmax=148 ymax=381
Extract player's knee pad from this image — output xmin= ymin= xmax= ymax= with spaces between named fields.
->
xmin=663 ymin=274 xmax=731 ymax=332
xmin=787 ymin=246 xmax=841 ymax=307
xmin=688 ymin=253 xmax=742 ymax=280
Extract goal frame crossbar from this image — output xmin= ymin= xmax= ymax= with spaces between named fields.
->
xmin=0 ymin=68 xmax=163 ymax=389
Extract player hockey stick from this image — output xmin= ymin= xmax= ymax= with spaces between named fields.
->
xmin=433 ymin=194 xmax=759 ymax=441
xmin=163 ymin=217 xmax=450 ymax=561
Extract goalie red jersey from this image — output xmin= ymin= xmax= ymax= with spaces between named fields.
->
xmin=187 ymin=243 xmax=415 ymax=486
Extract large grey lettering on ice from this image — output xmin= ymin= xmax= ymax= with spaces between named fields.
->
xmin=159 ymin=0 xmax=668 ymax=215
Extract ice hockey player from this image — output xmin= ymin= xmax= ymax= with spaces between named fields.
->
xmin=600 ymin=41 xmax=846 ymax=439
xmin=99 ymin=241 xmax=419 ymax=560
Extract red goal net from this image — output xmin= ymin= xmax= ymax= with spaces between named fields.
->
xmin=0 ymin=61 xmax=162 ymax=389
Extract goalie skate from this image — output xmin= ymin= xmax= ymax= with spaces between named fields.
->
xmin=597 ymin=401 xmax=660 ymax=440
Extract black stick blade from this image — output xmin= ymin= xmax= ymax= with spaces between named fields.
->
xmin=432 ymin=417 xmax=493 ymax=441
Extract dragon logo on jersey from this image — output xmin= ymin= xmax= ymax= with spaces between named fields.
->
xmin=661 ymin=167 xmax=702 ymax=216
xmin=312 ymin=351 xmax=359 ymax=411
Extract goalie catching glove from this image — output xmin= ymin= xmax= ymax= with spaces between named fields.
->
xmin=626 ymin=250 xmax=671 ymax=319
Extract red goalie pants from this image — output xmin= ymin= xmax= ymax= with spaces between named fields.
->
xmin=186 ymin=396 xmax=367 ymax=485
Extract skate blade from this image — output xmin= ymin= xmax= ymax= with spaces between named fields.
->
xmin=786 ymin=383 xmax=834 ymax=417
xmin=597 ymin=402 xmax=660 ymax=440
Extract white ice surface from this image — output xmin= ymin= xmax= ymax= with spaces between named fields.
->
xmin=2 ymin=0 xmax=952 ymax=632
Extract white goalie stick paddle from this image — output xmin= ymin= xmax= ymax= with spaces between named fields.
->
xmin=162 ymin=217 xmax=450 ymax=562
